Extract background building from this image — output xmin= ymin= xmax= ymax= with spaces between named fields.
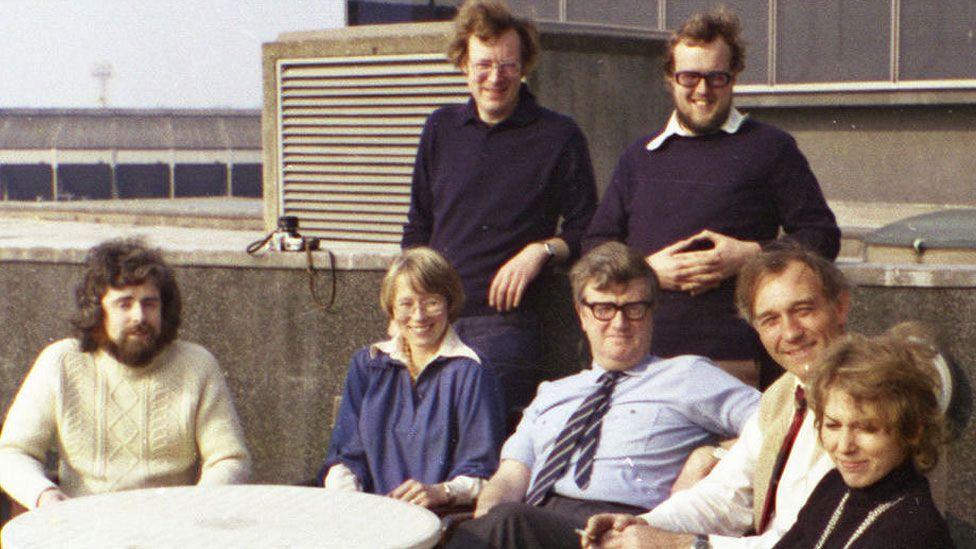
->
xmin=0 ymin=109 xmax=261 ymax=201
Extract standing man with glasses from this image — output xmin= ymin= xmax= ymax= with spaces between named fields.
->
xmin=443 ymin=242 xmax=759 ymax=549
xmin=583 ymin=7 xmax=839 ymax=390
xmin=402 ymin=0 xmax=598 ymax=416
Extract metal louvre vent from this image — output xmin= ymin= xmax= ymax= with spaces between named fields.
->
xmin=276 ymin=53 xmax=468 ymax=246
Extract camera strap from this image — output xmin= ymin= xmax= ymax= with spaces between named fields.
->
xmin=306 ymin=246 xmax=337 ymax=310
xmin=245 ymin=231 xmax=337 ymax=310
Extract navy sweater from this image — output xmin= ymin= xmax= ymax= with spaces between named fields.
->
xmin=403 ymin=87 xmax=597 ymax=317
xmin=584 ymin=118 xmax=839 ymax=360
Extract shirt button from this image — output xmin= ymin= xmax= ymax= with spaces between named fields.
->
xmin=481 ymin=225 xmax=490 ymax=231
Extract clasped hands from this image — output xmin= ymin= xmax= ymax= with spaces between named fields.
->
xmin=647 ymin=230 xmax=761 ymax=296
xmin=579 ymin=514 xmax=695 ymax=548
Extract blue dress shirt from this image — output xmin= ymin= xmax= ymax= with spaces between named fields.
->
xmin=502 ymin=355 xmax=760 ymax=509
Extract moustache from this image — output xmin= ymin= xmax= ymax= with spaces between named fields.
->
xmin=123 ymin=323 xmax=156 ymax=338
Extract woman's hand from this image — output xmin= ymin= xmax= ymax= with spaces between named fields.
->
xmin=388 ymin=479 xmax=449 ymax=508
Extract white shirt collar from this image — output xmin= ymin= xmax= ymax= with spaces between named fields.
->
xmin=370 ymin=325 xmax=481 ymax=365
xmin=645 ymin=107 xmax=747 ymax=151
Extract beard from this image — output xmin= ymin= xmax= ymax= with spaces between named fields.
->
xmin=104 ymin=323 xmax=163 ymax=367
xmin=674 ymin=100 xmax=732 ymax=135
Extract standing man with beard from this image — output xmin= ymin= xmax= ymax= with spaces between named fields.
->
xmin=583 ymin=8 xmax=839 ymax=389
xmin=0 ymin=238 xmax=251 ymax=510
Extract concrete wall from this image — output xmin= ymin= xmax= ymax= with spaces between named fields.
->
xmin=529 ymin=25 xmax=671 ymax=191
xmin=1 ymin=248 xmax=974 ymax=543
xmin=745 ymin=104 xmax=976 ymax=207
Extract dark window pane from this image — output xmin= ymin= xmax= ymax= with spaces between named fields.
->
xmin=665 ymin=0 xmax=769 ymax=85
xmin=175 ymin=164 xmax=227 ymax=197
xmin=232 ymin=164 xmax=263 ymax=198
xmin=1 ymin=165 xmax=52 ymax=201
xmin=900 ymin=0 xmax=976 ymax=80
xmin=347 ymin=1 xmax=456 ymax=25
xmin=116 ymin=164 xmax=169 ymax=198
xmin=776 ymin=0 xmax=889 ymax=83
xmin=58 ymin=164 xmax=111 ymax=200
xmin=566 ymin=0 xmax=658 ymax=28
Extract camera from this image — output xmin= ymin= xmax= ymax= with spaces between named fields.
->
xmin=271 ymin=216 xmax=320 ymax=252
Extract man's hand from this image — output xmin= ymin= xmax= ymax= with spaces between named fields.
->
xmin=583 ymin=514 xmax=695 ymax=548
xmin=473 ymin=486 xmax=503 ymax=518
xmin=473 ymin=460 xmax=531 ymax=517
xmin=36 ymin=487 xmax=69 ymax=507
xmin=388 ymin=479 xmax=448 ymax=509
xmin=489 ymin=240 xmax=565 ymax=312
xmin=670 ymin=445 xmax=720 ymax=495
xmin=647 ymin=230 xmax=761 ymax=296
xmin=582 ymin=513 xmax=646 ymax=546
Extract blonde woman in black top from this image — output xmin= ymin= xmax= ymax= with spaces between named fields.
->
xmin=774 ymin=323 xmax=954 ymax=549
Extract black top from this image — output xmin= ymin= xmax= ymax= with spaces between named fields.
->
xmin=583 ymin=119 xmax=840 ymax=360
xmin=774 ymin=461 xmax=954 ymax=548
xmin=402 ymin=86 xmax=598 ymax=317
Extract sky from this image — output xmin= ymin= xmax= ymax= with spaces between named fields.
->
xmin=0 ymin=1 xmax=346 ymax=109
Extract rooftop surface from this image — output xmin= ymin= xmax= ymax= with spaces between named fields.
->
xmin=1 ymin=198 xmax=974 ymax=284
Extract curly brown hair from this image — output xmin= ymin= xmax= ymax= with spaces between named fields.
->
xmin=809 ymin=322 xmax=946 ymax=473
xmin=663 ymin=6 xmax=745 ymax=77
xmin=72 ymin=238 xmax=181 ymax=352
xmin=447 ymin=0 xmax=540 ymax=73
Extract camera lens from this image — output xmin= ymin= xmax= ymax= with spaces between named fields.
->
xmin=278 ymin=216 xmax=300 ymax=234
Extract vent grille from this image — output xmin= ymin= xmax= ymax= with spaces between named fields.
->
xmin=276 ymin=53 xmax=468 ymax=245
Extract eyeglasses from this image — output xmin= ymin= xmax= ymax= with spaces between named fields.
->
xmin=581 ymin=300 xmax=654 ymax=322
xmin=395 ymin=297 xmax=446 ymax=316
xmin=469 ymin=59 xmax=522 ymax=79
xmin=674 ymin=70 xmax=733 ymax=88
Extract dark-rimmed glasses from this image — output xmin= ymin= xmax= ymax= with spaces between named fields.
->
xmin=674 ymin=71 xmax=733 ymax=88
xmin=581 ymin=300 xmax=654 ymax=322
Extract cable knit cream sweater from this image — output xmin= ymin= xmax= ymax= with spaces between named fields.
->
xmin=0 ymin=338 xmax=251 ymax=509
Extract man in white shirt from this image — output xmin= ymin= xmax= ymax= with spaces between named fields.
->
xmin=584 ymin=241 xmax=850 ymax=548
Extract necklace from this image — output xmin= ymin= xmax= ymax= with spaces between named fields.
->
xmin=813 ymin=490 xmax=905 ymax=549
xmin=400 ymin=337 xmax=421 ymax=379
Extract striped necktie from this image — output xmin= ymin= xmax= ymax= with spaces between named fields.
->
xmin=524 ymin=371 xmax=622 ymax=506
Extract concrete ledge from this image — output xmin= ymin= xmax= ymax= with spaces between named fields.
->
xmin=737 ymin=87 xmax=976 ymax=108
xmin=0 ymin=218 xmax=399 ymax=271
xmin=841 ymin=260 xmax=976 ymax=288
xmin=0 ymin=198 xmax=264 ymax=231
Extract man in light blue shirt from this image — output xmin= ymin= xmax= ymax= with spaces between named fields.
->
xmin=445 ymin=242 xmax=759 ymax=548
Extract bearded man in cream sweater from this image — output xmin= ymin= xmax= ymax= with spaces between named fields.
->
xmin=0 ymin=238 xmax=251 ymax=510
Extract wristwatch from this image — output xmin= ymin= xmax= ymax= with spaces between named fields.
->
xmin=693 ymin=535 xmax=711 ymax=548
xmin=542 ymin=242 xmax=556 ymax=263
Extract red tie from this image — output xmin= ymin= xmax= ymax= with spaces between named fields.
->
xmin=757 ymin=386 xmax=807 ymax=533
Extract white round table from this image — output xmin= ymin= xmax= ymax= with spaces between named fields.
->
xmin=1 ymin=485 xmax=442 ymax=548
